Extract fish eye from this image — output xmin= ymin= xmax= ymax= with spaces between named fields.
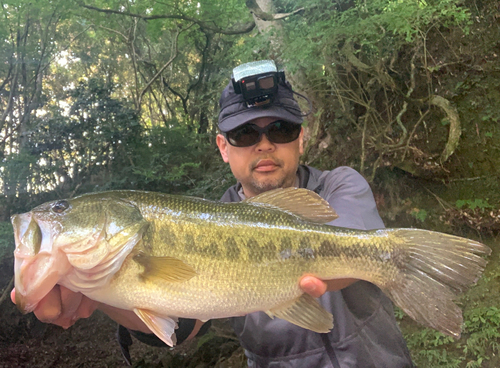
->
xmin=52 ymin=200 xmax=70 ymax=213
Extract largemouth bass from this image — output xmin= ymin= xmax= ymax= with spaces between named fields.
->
xmin=12 ymin=188 xmax=490 ymax=346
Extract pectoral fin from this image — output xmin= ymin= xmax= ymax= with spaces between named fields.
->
xmin=266 ymin=293 xmax=334 ymax=333
xmin=134 ymin=253 xmax=197 ymax=282
xmin=134 ymin=308 xmax=178 ymax=347
xmin=244 ymin=188 xmax=338 ymax=223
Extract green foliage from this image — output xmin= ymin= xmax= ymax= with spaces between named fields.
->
xmin=400 ymin=301 xmax=500 ymax=367
xmin=410 ymin=208 xmax=428 ymax=222
xmin=196 ymin=331 xmax=218 ymax=349
xmin=393 ymin=306 xmax=405 ymax=320
xmin=271 ymin=0 xmax=478 ymax=179
xmin=125 ymin=125 xmax=214 ymax=194
xmin=403 ymin=328 xmax=462 ymax=368
xmin=281 ymin=0 xmax=471 ymax=74
xmin=2 ymin=69 xmax=233 ymax=201
xmin=186 ymin=157 xmax=236 ymax=200
xmin=455 ymin=199 xmax=493 ymax=211
xmin=462 ymin=306 xmax=500 ymax=367
xmin=4 ymin=78 xmax=143 ymax=194
xmin=1 ymin=152 xmax=40 ymax=196
xmin=0 ymin=0 xmax=250 ymax=208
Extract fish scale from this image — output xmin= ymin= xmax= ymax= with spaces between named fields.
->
xmin=12 ymin=188 xmax=491 ymax=347
xmin=88 ymin=193 xmax=398 ymax=316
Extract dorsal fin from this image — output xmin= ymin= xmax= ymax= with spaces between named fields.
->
xmin=244 ymin=187 xmax=338 ymax=224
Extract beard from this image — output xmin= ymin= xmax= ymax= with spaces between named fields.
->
xmin=248 ymin=176 xmax=288 ymax=195
xmin=240 ymin=156 xmax=299 ymax=197
xmin=246 ymin=166 xmax=298 ymax=196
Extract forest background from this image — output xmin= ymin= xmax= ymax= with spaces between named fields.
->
xmin=1 ymin=0 xmax=500 ymax=367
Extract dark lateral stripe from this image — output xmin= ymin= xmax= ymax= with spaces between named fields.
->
xmin=247 ymin=238 xmax=263 ymax=262
xmin=317 ymin=240 xmax=368 ymax=258
xmin=225 ymin=237 xmax=240 ymax=261
xmin=176 ymin=230 xmax=396 ymax=265
xmin=317 ymin=239 xmax=395 ymax=264
xmin=279 ymin=237 xmax=293 ymax=253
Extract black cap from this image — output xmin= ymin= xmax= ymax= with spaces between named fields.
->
xmin=218 ymin=81 xmax=303 ymax=133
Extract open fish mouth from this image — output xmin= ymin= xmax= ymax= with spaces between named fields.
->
xmin=12 ymin=213 xmax=42 ymax=258
xmin=11 ymin=213 xmax=70 ymax=313
xmin=12 ymin=213 xmax=40 ymax=313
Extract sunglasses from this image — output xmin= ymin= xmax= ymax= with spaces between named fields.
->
xmin=224 ymin=120 xmax=302 ymax=147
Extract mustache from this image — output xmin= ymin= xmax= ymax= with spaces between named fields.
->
xmin=250 ymin=156 xmax=284 ymax=170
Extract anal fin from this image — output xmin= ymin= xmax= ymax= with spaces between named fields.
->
xmin=134 ymin=308 xmax=178 ymax=347
xmin=266 ymin=293 xmax=333 ymax=333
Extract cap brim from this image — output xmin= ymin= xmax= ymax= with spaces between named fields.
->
xmin=219 ymin=105 xmax=303 ymax=132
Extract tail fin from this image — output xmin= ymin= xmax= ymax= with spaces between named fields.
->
xmin=383 ymin=229 xmax=491 ymax=338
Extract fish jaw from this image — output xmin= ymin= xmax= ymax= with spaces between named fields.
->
xmin=14 ymin=251 xmax=71 ymax=313
xmin=12 ymin=213 xmax=71 ymax=313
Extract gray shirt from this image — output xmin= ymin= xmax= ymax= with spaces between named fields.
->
xmin=220 ymin=165 xmax=413 ymax=368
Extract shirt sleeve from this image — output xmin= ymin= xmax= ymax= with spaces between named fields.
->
xmin=318 ymin=166 xmax=384 ymax=231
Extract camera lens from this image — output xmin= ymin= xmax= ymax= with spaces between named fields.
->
xmin=258 ymin=76 xmax=275 ymax=90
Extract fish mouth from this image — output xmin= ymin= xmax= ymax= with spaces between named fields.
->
xmin=11 ymin=213 xmax=68 ymax=313
xmin=12 ymin=213 xmax=42 ymax=258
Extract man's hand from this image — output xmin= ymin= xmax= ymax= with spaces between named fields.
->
xmin=10 ymin=286 xmax=151 ymax=333
xmin=11 ymin=286 xmax=97 ymax=329
xmin=300 ymin=276 xmax=358 ymax=298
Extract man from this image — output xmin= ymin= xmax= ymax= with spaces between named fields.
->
xmin=213 ymin=69 xmax=413 ymax=367
xmin=11 ymin=61 xmax=413 ymax=367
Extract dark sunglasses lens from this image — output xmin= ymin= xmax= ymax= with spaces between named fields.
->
xmin=268 ymin=121 xmax=301 ymax=143
xmin=226 ymin=125 xmax=260 ymax=147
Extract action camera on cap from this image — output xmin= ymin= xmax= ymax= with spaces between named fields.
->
xmin=231 ymin=60 xmax=286 ymax=108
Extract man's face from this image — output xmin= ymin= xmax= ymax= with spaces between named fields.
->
xmin=216 ymin=117 xmax=304 ymax=198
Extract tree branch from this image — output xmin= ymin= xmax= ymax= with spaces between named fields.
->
xmin=341 ymin=41 xmax=396 ymax=90
xmin=97 ymin=25 xmax=128 ymax=40
xmin=130 ymin=18 xmax=140 ymax=109
xmin=81 ymin=4 xmax=256 ymax=35
xmin=138 ymin=29 xmax=180 ymax=108
xmin=0 ymin=53 xmax=14 ymax=94
xmin=430 ymin=95 xmax=461 ymax=163
xmin=0 ymin=31 xmax=20 ymax=130
xmin=245 ymin=0 xmax=304 ymax=21
xmin=186 ymin=29 xmax=211 ymax=97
